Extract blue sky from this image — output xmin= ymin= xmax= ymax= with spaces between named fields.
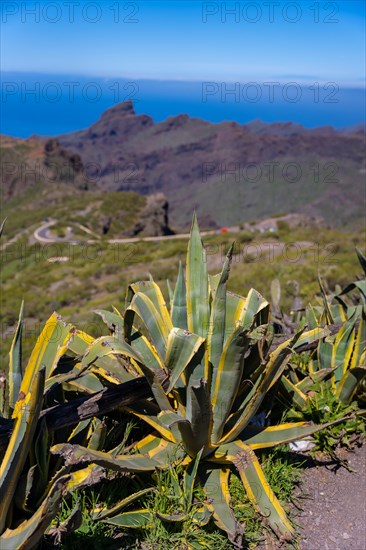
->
xmin=1 ymin=0 xmax=365 ymax=86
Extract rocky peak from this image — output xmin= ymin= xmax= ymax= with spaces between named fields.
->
xmin=100 ymin=101 xmax=136 ymax=120
xmin=73 ymin=100 xmax=153 ymax=142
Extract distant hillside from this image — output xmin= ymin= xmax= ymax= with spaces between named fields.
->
xmin=1 ymin=101 xmax=365 ymax=229
xmin=0 ymin=135 xmax=173 ymax=241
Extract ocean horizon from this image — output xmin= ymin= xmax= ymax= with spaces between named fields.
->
xmin=1 ymin=72 xmax=365 ymax=138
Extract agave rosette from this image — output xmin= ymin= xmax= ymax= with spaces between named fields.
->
xmin=52 ymin=215 xmax=334 ymax=546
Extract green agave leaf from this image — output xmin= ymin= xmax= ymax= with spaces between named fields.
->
xmin=171 ymin=261 xmax=188 ymax=329
xmin=44 ymin=367 xmax=96 ymax=394
xmin=81 ymin=335 xmax=142 ymax=369
xmin=292 ymin=327 xmax=330 ymax=352
xmin=208 ymin=273 xmax=221 ymax=300
xmin=221 ymin=421 xmax=330 ymax=450
xmin=218 ymin=441 xmax=294 ymax=540
xmin=67 ymin=419 xmax=92 ymax=444
xmin=135 ymin=409 xmax=181 ymax=442
xmin=203 ymin=467 xmax=243 ymax=548
xmin=87 ymin=418 xmax=107 ymax=451
xmin=355 ymin=247 xmax=366 ymax=275
xmin=332 ymin=318 xmax=356 ymax=387
xmin=0 ymin=368 xmax=45 ymax=532
xmin=51 ymin=443 xmax=161 ymax=472
xmin=155 ymin=404 xmax=208 ymax=459
xmin=329 ymin=303 xmax=348 ymax=324
xmin=0 ymin=375 xmax=7 ymax=418
xmin=186 ymin=213 xmax=210 ymax=338
xmin=166 ymin=278 xmax=174 ymax=307
xmin=157 ymin=410 xmax=199 ymax=457
xmin=220 ymin=329 xmax=304 ymax=444
xmin=19 ymin=313 xmax=74 ymax=396
xmin=125 ymin=292 xmax=170 ymax=361
xmin=156 ymin=511 xmax=189 ymax=522
xmin=92 ymin=488 xmax=154 ymax=520
xmin=211 ymin=327 xmax=250 ymax=444
xmin=318 ymin=337 xmax=333 ymax=371
xmin=64 ymin=370 xmax=104 ymax=394
xmin=281 ymin=376 xmax=308 ymax=409
xmin=215 ymin=417 xmax=362 ymax=454
xmin=134 ymin=433 xmax=172 ymax=455
xmin=224 ymin=291 xmax=247 ymax=342
xmin=33 ymin=418 xmax=50 ymax=503
xmin=65 ymin=329 xmax=93 ymax=356
xmin=207 ymin=243 xmax=234 ymax=372
xmin=129 ymin=327 xmax=163 ymax=372
xmin=239 ymin=288 xmax=270 ymax=330
xmin=185 ymin=379 xmax=212 ymax=455
xmin=138 ymin=437 xmax=186 ymax=467
xmin=128 ymin=281 xmax=173 ymax=332
xmin=130 ymin=410 xmax=178 ymax=447
xmin=184 ymin=448 xmax=203 ymax=510
xmin=158 ymin=411 xmax=194 ymax=446
xmin=165 ymin=328 xmax=205 ymax=393
xmin=102 ymin=509 xmax=153 ymax=528
xmin=94 ymin=309 xmax=124 ymax=339
xmin=305 ymin=303 xmax=321 ymax=329
xmin=350 ymin=314 xmax=366 ymax=370
xmin=340 ymin=281 xmax=366 ymax=301
xmin=14 ymin=465 xmax=37 ymax=513
xmin=8 ymin=301 xmax=24 ymax=412
xmin=191 ymin=505 xmax=212 ymax=526
xmin=135 ymin=362 xmax=172 ymax=411
xmin=318 ymin=274 xmax=334 ymax=324
xmin=338 ymin=367 xmax=366 ymax=403
xmin=235 ymin=324 xmax=268 ymax=387
xmin=0 ymin=476 xmax=69 ymax=550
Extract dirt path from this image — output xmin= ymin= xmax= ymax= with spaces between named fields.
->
xmin=294 ymin=444 xmax=366 ymax=550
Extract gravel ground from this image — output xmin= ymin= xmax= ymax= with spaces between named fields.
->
xmin=293 ymin=444 xmax=366 ymax=550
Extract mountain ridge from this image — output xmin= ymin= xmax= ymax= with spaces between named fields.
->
xmin=1 ymin=101 xmax=365 ymax=229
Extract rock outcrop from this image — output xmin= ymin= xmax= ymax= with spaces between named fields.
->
xmin=129 ymin=193 xmax=174 ymax=237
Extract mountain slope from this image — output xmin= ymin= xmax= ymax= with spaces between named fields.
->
xmin=2 ymin=102 xmax=365 ymax=229
xmin=56 ymin=101 xmax=366 ymax=228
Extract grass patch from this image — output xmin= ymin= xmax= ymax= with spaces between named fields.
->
xmin=44 ymin=446 xmax=304 ymax=549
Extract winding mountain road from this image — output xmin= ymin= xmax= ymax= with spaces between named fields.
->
xmin=33 ymin=219 xmax=222 ymax=245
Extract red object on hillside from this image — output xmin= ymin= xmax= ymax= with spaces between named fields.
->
xmin=220 ymin=227 xmax=228 ymax=233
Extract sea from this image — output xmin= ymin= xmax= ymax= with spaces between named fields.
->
xmin=1 ymin=72 xmax=365 ymax=138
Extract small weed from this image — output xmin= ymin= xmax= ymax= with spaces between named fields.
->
xmin=42 ymin=490 xmax=116 ymax=549
xmin=285 ymin=385 xmax=365 ymax=458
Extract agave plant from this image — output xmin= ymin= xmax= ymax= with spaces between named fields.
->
xmin=281 ymin=248 xmax=366 ymax=408
xmin=0 ymin=300 xmax=135 ymax=548
xmin=281 ymin=310 xmax=366 ymax=409
xmin=306 ymin=248 xmax=366 ymax=328
xmin=52 ymin=215 xmax=335 ymax=547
